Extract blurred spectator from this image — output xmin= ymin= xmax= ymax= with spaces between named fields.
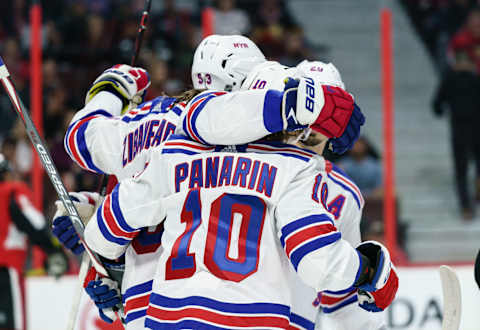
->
xmin=0 ymin=0 xmax=321 ymax=271
xmin=449 ymin=7 xmax=480 ymax=73
xmin=250 ymin=0 xmax=299 ymax=59
xmin=150 ymin=0 xmax=197 ymax=84
xmin=432 ymin=50 xmax=480 ymax=219
xmin=279 ymin=26 xmax=313 ymax=67
xmin=339 ymin=136 xmax=383 ymax=199
xmin=213 ymin=0 xmax=250 ymax=35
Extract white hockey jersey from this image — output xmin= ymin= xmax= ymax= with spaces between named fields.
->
xmin=177 ymin=60 xmax=343 ymax=146
xmin=64 ymin=89 xmax=288 ymax=328
xmin=84 ymin=136 xmax=364 ymax=329
xmin=178 ymin=60 xmax=386 ymax=329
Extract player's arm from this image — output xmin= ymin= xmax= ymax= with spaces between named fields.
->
xmin=64 ymin=65 xmax=150 ymax=174
xmin=9 ymin=186 xmax=68 ymax=276
xmin=84 ymin=153 xmax=167 ymax=259
xmin=275 ymin=161 xmax=398 ymax=312
xmin=179 ymin=77 xmax=358 ymax=149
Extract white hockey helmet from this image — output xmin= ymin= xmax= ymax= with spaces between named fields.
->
xmin=191 ymin=35 xmax=266 ymax=92
xmin=296 ymin=60 xmax=345 ymax=90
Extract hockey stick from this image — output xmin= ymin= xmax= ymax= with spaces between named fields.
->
xmin=65 ymin=3 xmax=154 ymax=328
xmin=97 ymin=0 xmax=153 ymax=194
xmin=0 ymin=57 xmax=110 ymax=277
xmin=66 ymin=255 xmax=90 ymax=330
xmin=439 ymin=265 xmax=462 ymax=330
xmin=132 ymin=0 xmax=152 ymax=66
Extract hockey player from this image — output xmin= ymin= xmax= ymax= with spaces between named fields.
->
xmin=53 ymin=63 xmax=360 ymax=328
xmin=81 ymin=101 xmax=399 ymax=329
xmin=0 ymin=153 xmax=68 ymax=330
xmin=188 ymin=35 xmax=363 ymax=155
xmin=188 ymin=34 xmax=385 ymax=329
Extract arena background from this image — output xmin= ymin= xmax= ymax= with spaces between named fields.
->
xmin=1 ymin=0 xmax=479 ymax=329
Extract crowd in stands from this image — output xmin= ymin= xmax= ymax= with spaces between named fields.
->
xmin=403 ymin=0 xmax=480 ymax=219
xmin=0 ymin=0 xmax=316 ymax=221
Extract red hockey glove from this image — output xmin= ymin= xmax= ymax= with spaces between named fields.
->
xmin=309 ymin=85 xmax=355 ymax=139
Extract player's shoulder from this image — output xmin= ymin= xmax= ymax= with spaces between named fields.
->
xmin=187 ymin=90 xmax=229 ymax=106
xmin=159 ymin=134 xmax=216 ymax=157
xmin=121 ymin=96 xmax=183 ymax=123
xmin=325 ymin=161 xmax=364 ymax=210
xmin=245 ymin=140 xmax=318 ymax=163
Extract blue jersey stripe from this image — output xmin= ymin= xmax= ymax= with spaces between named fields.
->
xmin=290 ymin=313 xmax=315 ymax=330
xmin=76 ymin=119 xmax=104 ymax=173
xmin=111 ymin=185 xmax=136 ymax=233
xmin=290 ymin=232 xmax=342 ymax=271
xmin=321 ymin=295 xmax=358 ymax=314
xmin=145 ymin=318 xmax=229 ymax=330
xmin=96 ymin=205 xmax=130 ymax=246
xmin=149 ymin=293 xmax=290 ymax=316
xmin=280 ymin=214 xmax=334 ymax=246
xmin=77 ymin=109 xmax=113 ymax=121
xmin=125 ymin=309 xmax=147 ymax=324
xmin=123 ymin=280 xmax=153 ymax=302
xmin=188 ymin=96 xmax=215 ymax=145
xmin=161 ymin=148 xmax=200 ymax=155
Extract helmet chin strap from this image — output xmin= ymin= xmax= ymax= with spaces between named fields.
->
xmin=288 ymin=128 xmax=312 ymax=144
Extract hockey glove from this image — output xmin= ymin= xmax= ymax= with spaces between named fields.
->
xmin=84 ymin=267 xmax=122 ymax=324
xmin=52 ymin=192 xmax=100 ymax=255
xmin=282 ymin=77 xmax=356 ymax=139
xmin=329 ymin=102 xmax=365 ymax=154
xmin=85 ymin=64 xmax=150 ymax=113
xmin=354 ymin=241 xmax=399 ymax=312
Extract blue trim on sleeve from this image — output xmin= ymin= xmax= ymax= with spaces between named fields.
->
xmin=280 ymin=214 xmax=334 ymax=247
xmin=321 ymin=295 xmax=358 ymax=314
xmin=111 ymin=184 xmax=136 ymax=232
xmin=76 ymin=119 xmax=105 ymax=174
xmin=123 ymin=280 xmax=153 ymax=302
xmin=290 ymin=313 xmax=315 ymax=330
xmin=125 ymin=309 xmax=147 ymax=324
xmin=290 ymin=232 xmax=342 ymax=271
xmin=188 ymin=95 xmax=216 ymax=145
xmin=77 ymin=109 xmax=113 ymax=121
xmin=263 ymin=90 xmax=284 ymax=133
xmin=323 ymin=287 xmax=356 ymax=295
xmin=96 ymin=206 xmax=130 ymax=245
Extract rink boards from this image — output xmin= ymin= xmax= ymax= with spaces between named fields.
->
xmin=25 ymin=265 xmax=480 ymax=330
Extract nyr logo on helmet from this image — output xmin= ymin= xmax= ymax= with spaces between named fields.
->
xmin=233 ymin=43 xmax=249 ymax=48
xmin=310 ymin=66 xmax=324 ymax=72
xmin=304 ymin=77 xmax=315 ymax=113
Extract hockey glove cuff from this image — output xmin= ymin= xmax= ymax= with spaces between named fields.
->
xmin=52 ymin=192 xmax=100 ymax=255
xmin=354 ymin=241 xmax=399 ymax=312
xmin=84 ymin=267 xmax=122 ymax=324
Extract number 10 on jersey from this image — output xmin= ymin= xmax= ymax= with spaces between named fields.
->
xmin=166 ymin=189 xmax=267 ymax=282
